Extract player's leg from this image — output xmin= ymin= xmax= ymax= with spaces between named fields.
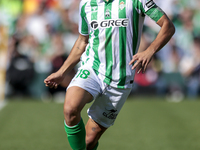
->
xmin=64 ymin=86 xmax=93 ymax=126
xmin=64 ymin=86 xmax=93 ymax=150
xmin=86 ymin=84 xmax=132 ymax=150
xmin=85 ymin=118 xmax=107 ymax=150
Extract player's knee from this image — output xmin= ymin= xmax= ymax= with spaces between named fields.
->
xmin=86 ymin=134 xmax=97 ymax=150
xmin=63 ymin=105 xmax=79 ymax=124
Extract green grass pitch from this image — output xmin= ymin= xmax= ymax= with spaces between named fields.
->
xmin=0 ymin=97 xmax=200 ymax=150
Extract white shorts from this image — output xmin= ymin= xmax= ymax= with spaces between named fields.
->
xmin=67 ymin=65 xmax=132 ymax=128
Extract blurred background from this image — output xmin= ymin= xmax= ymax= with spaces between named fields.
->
xmin=0 ymin=0 xmax=200 ymax=102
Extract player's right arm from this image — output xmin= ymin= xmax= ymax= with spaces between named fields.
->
xmin=44 ymin=34 xmax=89 ymax=88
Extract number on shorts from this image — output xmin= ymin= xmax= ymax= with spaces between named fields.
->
xmin=76 ymin=69 xmax=90 ymax=79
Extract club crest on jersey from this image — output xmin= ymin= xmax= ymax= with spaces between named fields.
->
xmin=119 ymin=1 xmax=125 ymax=10
xmin=105 ymin=9 xmax=110 ymax=18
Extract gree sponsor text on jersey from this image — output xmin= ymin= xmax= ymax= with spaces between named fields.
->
xmin=90 ymin=18 xmax=129 ymax=29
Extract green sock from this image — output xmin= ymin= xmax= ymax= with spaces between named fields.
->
xmin=64 ymin=118 xmax=86 ymax=150
xmin=92 ymin=142 xmax=99 ymax=150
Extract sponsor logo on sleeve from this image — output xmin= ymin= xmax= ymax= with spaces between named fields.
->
xmin=146 ymin=0 xmax=155 ymax=8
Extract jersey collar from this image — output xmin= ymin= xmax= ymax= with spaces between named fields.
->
xmin=103 ymin=0 xmax=114 ymax=3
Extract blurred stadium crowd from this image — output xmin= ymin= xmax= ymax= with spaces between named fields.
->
xmin=0 ymin=0 xmax=199 ymax=100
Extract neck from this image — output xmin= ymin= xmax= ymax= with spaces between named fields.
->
xmin=105 ymin=0 xmax=109 ymax=2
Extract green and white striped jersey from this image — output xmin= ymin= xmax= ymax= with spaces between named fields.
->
xmin=79 ymin=0 xmax=164 ymax=88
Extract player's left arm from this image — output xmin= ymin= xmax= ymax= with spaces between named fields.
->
xmin=129 ymin=13 xmax=175 ymax=73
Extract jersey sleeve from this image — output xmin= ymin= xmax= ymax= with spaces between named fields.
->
xmin=139 ymin=0 xmax=165 ymax=22
xmin=78 ymin=0 xmax=89 ymax=35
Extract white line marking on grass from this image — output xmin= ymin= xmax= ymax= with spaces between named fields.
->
xmin=0 ymin=101 xmax=7 ymax=111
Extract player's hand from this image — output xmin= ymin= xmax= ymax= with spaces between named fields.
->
xmin=44 ymin=72 xmax=65 ymax=89
xmin=129 ymin=50 xmax=154 ymax=73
